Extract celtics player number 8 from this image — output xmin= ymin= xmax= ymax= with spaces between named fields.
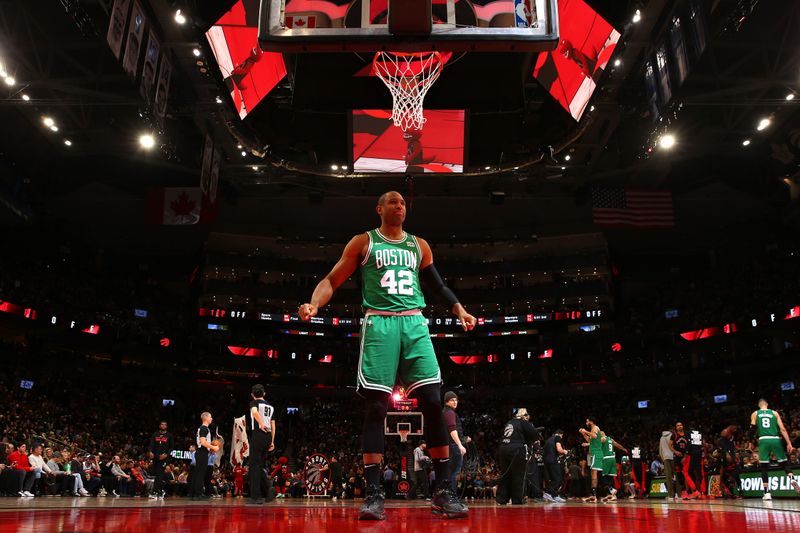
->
xmin=380 ymin=270 xmax=414 ymax=296
xmin=762 ymin=417 xmax=771 ymax=429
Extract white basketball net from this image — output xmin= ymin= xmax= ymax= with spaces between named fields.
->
xmin=373 ymin=51 xmax=444 ymax=132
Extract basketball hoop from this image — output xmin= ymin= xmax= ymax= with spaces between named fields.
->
xmin=398 ymin=428 xmax=410 ymax=443
xmin=373 ymin=51 xmax=445 ymax=132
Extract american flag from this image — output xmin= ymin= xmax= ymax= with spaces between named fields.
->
xmin=591 ymin=187 xmax=675 ymax=228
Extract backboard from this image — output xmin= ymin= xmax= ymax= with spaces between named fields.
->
xmin=259 ymin=0 xmax=559 ymax=53
xmin=385 ymin=411 xmax=424 ymax=441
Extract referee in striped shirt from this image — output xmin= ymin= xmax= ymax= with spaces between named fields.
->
xmin=246 ymin=384 xmax=276 ymax=504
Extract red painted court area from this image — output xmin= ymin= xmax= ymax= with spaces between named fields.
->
xmin=2 ymin=500 xmax=800 ymax=533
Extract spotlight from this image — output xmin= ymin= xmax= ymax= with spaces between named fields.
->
xmin=658 ymin=134 xmax=676 ymax=149
xmin=564 ymin=154 xmax=571 ymax=161
xmin=63 ymin=139 xmax=72 ymax=146
xmin=613 ymin=59 xmax=622 ymax=67
xmin=342 ymin=165 xmax=348 ymax=170
xmin=560 ymin=166 xmax=566 ymax=170
xmin=632 ymin=9 xmax=641 ymax=23
xmin=241 ymin=151 xmax=247 ymax=157
xmin=49 ymin=125 xmax=59 ymax=132
xmin=192 ymin=48 xmax=201 ymax=57
xmin=174 ymin=9 xmax=186 ymax=24
xmin=742 ymin=139 xmax=751 ymax=146
xmin=484 ymin=166 xmax=491 ymax=170
xmin=215 ymin=96 xmax=223 ymax=104
xmin=237 ymin=144 xmax=243 ymax=149
xmin=21 ymin=94 xmax=30 ymax=101
xmin=787 ymin=93 xmax=796 ymax=101
xmin=139 ymin=134 xmax=156 ymax=149
xmin=331 ymin=164 xmax=339 ymax=171
xmin=4 ymin=76 xmax=15 ymax=86
xmin=756 ymin=117 xmax=771 ymax=131
xmin=251 ymin=166 xmax=258 ymax=171
xmin=42 ymin=116 xmax=55 ymax=127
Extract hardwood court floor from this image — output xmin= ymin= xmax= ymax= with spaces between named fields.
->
xmin=1 ymin=496 xmax=799 ymax=532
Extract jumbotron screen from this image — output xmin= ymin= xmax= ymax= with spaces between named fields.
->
xmin=533 ymin=0 xmax=620 ymax=121
xmin=351 ymin=110 xmax=466 ymax=173
xmin=205 ymin=0 xmax=287 ymax=119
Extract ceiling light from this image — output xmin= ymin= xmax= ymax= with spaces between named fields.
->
xmin=139 ymin=134 xmax=156 ymax=149
xmin=49 ymin=125 xmax=59 ymax=132
xmin=63 ymin=139 xmax=72 ymax=146
xmin=331 ymin=164 xmax=339 ymax=171
xmin=484 ymin=166 xmax=491 ymax=170
xmin=756 ymin=117 xmax=771 ymax=131
xmin=632 ymin=9 xmax=641 ymax=23
xmin=192 ymin=48 xmax=201 ymax=57
xmin=613 ymin=59 xmax=621 ymax=67
xmin=42 ymin=117 xmax=54 ymax=127
xmin=658 ymin=134 xmax=676 ymax=149
xmin=742 ymin=139 xmax=751 ymax=146
xmin=21 ymin=94 xmax=30 ymax=101
xmin=215 ymin=96 xmax=223 ymax=104
xmin=513 ymin=166 xmax=519 ymax=170
xmin=174 ymin=9 xmax=186 ymax=24
xmin=590 ymin=105 xmax=595 ymax=112
xmin=560 ymin=166 xmax=566 ymax=170
xmin=4 ymin=76 xmax=15 ymax=86
xmin=241 ymin=151 xmax=247 ymax=157
xmin=787 ymin=93 xmax=796 ymax=101
xmin=342 ymin=165 xmax=348 ymax=170
xmin=564 ymin=154 xmax=571 ymax=161
xmin=237 ymin=144 xmax=243 ymax=149
xmin=251 ymin=166 xmax=258 ymax=171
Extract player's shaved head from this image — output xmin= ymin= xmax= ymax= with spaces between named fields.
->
xmin=378 ymin=191 xmax=403 ymax=205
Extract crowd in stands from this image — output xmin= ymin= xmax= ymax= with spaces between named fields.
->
xmin=3 ymin=337 xmax=800 ymax=502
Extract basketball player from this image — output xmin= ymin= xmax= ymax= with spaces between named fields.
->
xmin=246 ymin=384 xmax=276 ymax=505
xmin=147 ymin=421 xmax=173 ymax=500
xmin=750 ymin=398 xmax=799 ymax=500
xmin=599 ymin=433 xmax=627 ymax=502
xmin=578 ymin=417 xmax=603 ymax=503
xmin=299 ymin=191 xmax=475 ymax=520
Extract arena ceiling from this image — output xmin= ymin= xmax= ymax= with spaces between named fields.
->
xmin=0 ymin=0 xmax=797 ymax=257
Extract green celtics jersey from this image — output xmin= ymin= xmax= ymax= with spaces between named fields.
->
xmin=360 ymin=229 xmax=426 ymax=312
xmin=604 ymin=436 xmax=615 ymax=458
xmin=756 ymin=409 xmax=779 ymax=438
xmin=589 ymin=429 xmax=602 ymax=454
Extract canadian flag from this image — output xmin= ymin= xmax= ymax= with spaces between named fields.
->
xmin=285 ymin=15 xmax=316 ymax=28
xmin=145 ymin=187 xmax=201 ymax=225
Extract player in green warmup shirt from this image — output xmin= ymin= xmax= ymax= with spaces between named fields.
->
xmin=579 ymin=416 xmax=604 ymax=503
xmin=599 ymin=433 xmax=628 ymax=502
xmin=750 ymin=398 xmax=800 ymax=500
xmin=299 ymin=191 xmax=476 ymax=520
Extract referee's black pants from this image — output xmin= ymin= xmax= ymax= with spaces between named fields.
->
xmin=192 ymin=449 xmax=209 ymax=497
xmin=248 ymin=430 xmax=271 ymax=500
xmin=496 ymin=445 xmax=526 ymax=505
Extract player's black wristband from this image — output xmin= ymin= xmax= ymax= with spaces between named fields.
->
xmin=419 ymin=264 xmax=460 ymax=308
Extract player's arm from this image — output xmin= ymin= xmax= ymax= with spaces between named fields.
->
xmin=416 ymin=237 xmax=476 ymax=331
xmin=600 ymin=431 xmax=606 ymax=444
xmin=749 ymin=411 xmax=758 ymax=441
xmin=269 ymin=419 xmax=277 ymax=451
xmin=613 ymin=441 xmax=628 ymax=453
xmin=299 ymin=234 xmax=366 ymax=320
xmin=556 ymin=441 xmax=568 ymax=455
xmin=775 ymin=412 xmax=794 ymax=451
xmin=251 ymin=405 xmax=268 ymax=432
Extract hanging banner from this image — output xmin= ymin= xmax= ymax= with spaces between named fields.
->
xmin=140 ymin=30 xmax=161 ymax=102
xmin=154 ymin=53 xmax=173 ymax=126
xmin=122 ymin=0 xmax=146 ymax=79
xmin=106 ymin=0 xmax=132 ymax=60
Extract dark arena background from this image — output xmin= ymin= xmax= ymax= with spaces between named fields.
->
xmin=1 ymin=0 xmax=800 ymax=531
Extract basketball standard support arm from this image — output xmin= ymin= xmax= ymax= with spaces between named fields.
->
xmin=419 ymin=264 xmax=459 ymax=309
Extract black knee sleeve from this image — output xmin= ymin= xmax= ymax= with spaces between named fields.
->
xmin=411 ymin=384 xmax=449 ymax=449
xmin=759 ymin=461 xmax=769 ymax=487
xmin=361 ymin=389 xmax=390 ymax=455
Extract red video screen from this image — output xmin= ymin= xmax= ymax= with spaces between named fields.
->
xmin=533 ymin=0 xmax=620 ymax=121
xmin=352 ymin=110 xmax=465 ymax=173
xmin=205 ymin=0 xmax=287 ymax=119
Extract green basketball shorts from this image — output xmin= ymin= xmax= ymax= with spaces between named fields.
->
xmin=602 ymin=457 xmax=618 ymax=477
xmin=357 ymin=312 xmax=441 ymax=396
xmin=758 ymin=437 xmax=787 ymax=463
xmin=589 ymin=452 xmax=604 ymax=471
